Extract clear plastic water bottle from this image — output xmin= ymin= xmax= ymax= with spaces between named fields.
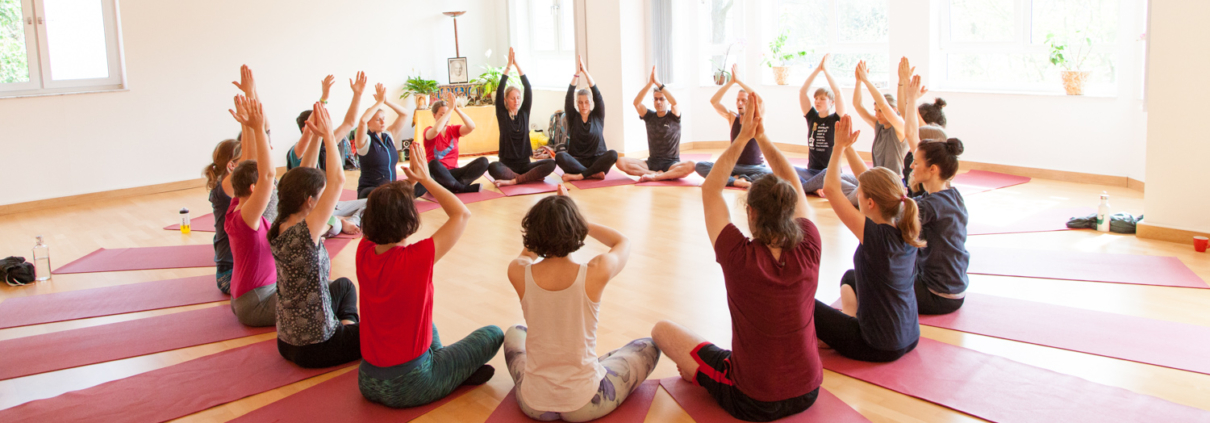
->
xmin=1096 ymin=192 xmax=1111 ymax=232
xmin=32 ymin=235 xmax=51 ymax=281
xmin=180 ymin=207 xmax=191 ymax=235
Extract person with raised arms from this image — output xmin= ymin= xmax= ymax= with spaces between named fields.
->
xmin=852 ymin=61 xmax=910 ymax=178
xmin=488 ymin=48 xmax=557 ymax=187
xmin=416 ymin=91 xmax=488 ymax=196
xmin=793 ymin=54 xmax=858 ymax=197
xmin=895 ymin=57 xmax=949 ymax=191
xmin=288 ymin=73 xmax=366 ymax=171
xmin=652 ymin=92 xmax=825 ymax=421
xmin=615 ymin=66 xmax=696 ymax=182
xmin=556 ymin=55 xmax=619 ymax=182
xmin=354 ymin=83 xmax=410 ymax=199
xmin=694 ymin=64 xmax=770 ymax=189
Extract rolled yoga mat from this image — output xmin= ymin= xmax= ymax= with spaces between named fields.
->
xmin=920 ymin=293 xmax=1210 ymax=376
xmin=0 ymin=340 xmax=341 ymax=423
xmin=821 ymin=337 xmax=1210 ymax=422
xmin=485 ymin=172 xmax=562 ymax=196
xmin=951 ymin=170 xmax=1031 ymax=195
xmin=484 ymin=380 xmax=660 ymax=423
xmin=659 ymin=377 xmax=870 ymax=423
xmin=967 ymin=206 xmax=1094 ymax=235
xmin=230 ymin=369 xmax=477 ymax=422
xmin=0 ymin=275 xmax=225 ymax=330
xmin=0 ymin=305 xmax=273 ymax=381
xmin=966 ymin=245 xmax=1207 ymax=289
xmin=52 ymin=238 xmax=353 ymax=274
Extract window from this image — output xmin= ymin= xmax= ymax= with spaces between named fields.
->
xmin=938 ymin=0 xmax=1120 ymax=94
xmin=699 ymin=0 xmax=743 ymax=85
xmin=510 ymin=0 xmax=576 ymax=89
xmin=1 ymin=0 xmax=125 ymax=97
xmin=760 ymin=0 xmax=890 ymax=86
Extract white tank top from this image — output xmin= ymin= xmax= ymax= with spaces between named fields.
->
xmin=518 ymin=263 xmax=607 ymax=412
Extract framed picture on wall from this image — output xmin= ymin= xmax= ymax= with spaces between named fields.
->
xmin=448 ymin=57 xmax=469 ymax=84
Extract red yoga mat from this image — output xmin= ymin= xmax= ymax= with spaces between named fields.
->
xmin=968 ymin=207 xmax=1094 ymax=235
xmin=230 ymin=369 xmax=477 ymax=422
xmin=52 ymin=238 xmax=353 ymax=275
xmin=485 ymin=380 xmax=660 ymax=423
xmin=0 ymin=305 xmax=272 ymax=381
xmin=659 ymin=377 xmax=869 ymax=423
xmin=952 ymin=170 xmax=1031 ymax=195
xmin=920 ymin=294 xmax=1210 ymax=376
xmin=636 ymin=172 xmax=705 ymax=187
xmin=967 ymin=245 xmax=1207 ymax=289
xmin=484 ymin=172 xmax=562 ymax=196
xmin=821 ymin=337 xmax=1210 ymax=422
xmin=567 ymin=169 xmax=637 ymax=190
xmin=421 ymin=189 xmax=506 ymax=205
xmin=0 ymin=340 xmax=339 ymax=423
xmin=0 ymin=275 xmax=225 ymax=330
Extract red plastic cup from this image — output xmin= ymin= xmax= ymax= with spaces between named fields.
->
xmin=1196 ymin=236 xmax=1209 ymax=253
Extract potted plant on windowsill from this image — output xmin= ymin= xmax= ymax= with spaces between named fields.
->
xmin=762 ymin=30 xmax=807 ymax=85
xmin=712 ymin=41 xmax=743 ymax=85
xmin=1046 ymin=32 xmax=1092 ymax=95
xmin=401 ymin=74 xmax=439 ymax=108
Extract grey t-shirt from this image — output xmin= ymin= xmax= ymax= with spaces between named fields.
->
xmin=915 ymin=188 xmax=970 ymax=295
xmin=641 ymin=109 xmax=681 ymax=162
xmin=871 ymin=122 xmax=908 ymax=176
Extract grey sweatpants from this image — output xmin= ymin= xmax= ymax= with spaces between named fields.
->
xmin=231 ymin=284 xmax=277 ymax=327
xmin=324 ymin=199 xmax=368 ymax=238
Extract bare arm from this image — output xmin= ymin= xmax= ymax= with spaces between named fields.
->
xmin=858 ymin=61 xmax=906 ymax=140
xmin=843 ymin=144 xmax=869 ymax=177
xmin=702 ymin=91 xmax=762 ymax=245
xmin=825 ymin=116 xmax=868 ymax=242
xmin=299 ymin=128 xmax=321 ymax=168
xmin=896 ymin=57 xmax=912 ymax=122
xmin=403 ymin=142 xmax=470 ymax=262
xmin=355 ymin=83 xmax=387 ymax=154
xmin=506 ymin=247 xmax=541 ymax=299
xmin=904 ymin=75 xmax=924 ymax=154
xmin=578 ymin=55 xmax=596 ymax=87
xmin=633 ymin=67 xmax=654 ymax=116
xmin=799 ymin=54 xmax=826 ymax=115
xmin=654 ymin=68 xmax=679 ymax=116
xmin=586 ymin=222 xmax=630 ymax=300
xmin=710 ymin=78 xmax=736 ymax=121
xmin=823 ymin=67 xmax=845 ymax=116
xmin=383 ymin=98 xmax=411 ymax=142
xmin=335 ymin=72 xmax=367 ymax=139
xmin=851 ymin=64 xmax=878 ymax=128
xmin=236 ymin=96 xmax=276 ymax=230
xmin=303 ymin=103 xmax=347 ymax=244
xmin=453 ymin=98 xmax=475 ymax=136
xmin=750 ymin=94 xmax=809 ymax=219
xmin=426 ymin=92 xmax=456 ymax=140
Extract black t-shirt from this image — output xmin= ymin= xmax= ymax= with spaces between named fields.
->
xmin=853 ymin=218 xmax=920 ymax=350
xmin=805 ymin=109 xmax=840 ymax=171
xmin=730 ymin=115 xmax=764 ymax=166
xmin=496 ymin=75 xmax=533 ymax=166
xmin=209 ymin=177 xmax=233 ymax=272
xmin=915 ymin=188 xmax=970 ymax=295
xmin=641 ymin=109 xmax=681 ymax=163
xmin=565 ymin=85 xmax=607 ymax=160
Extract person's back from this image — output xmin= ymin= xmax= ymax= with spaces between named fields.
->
xmin=518 ymin=261 xmax=605 ymax=410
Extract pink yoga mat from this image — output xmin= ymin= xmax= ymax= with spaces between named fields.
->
xmin=952 ymin=170 xmax=1031 ymax=195
xmin=52 ymin=238 xmax=352 ymax=274
xmin=821 ymin=337 xmax=1210 ymax=422
xmin=0 ymin=340 xmax=339 ymax=423
xmin=485 ymin=380 xmax=660 ymax=423
xmin=635 ymin=172 xmax=705 ymax=187
xmin=165 ymin=190 xmax=359 ymax=231
xmin=968 ymin=207 xmax=1094 ymax=235
xmin=567 ymin=170 xmax=637 ymax=190
xmin=920 ymin=294 xmax=1210 ymax=375
xmin=484 ymin=172 xmax=562 ymax=196
xmin=231 ymin=369 xmax=476 ymax=422
xmin=0 ymin=275 xmax=225 ymax=330
xmin=421 ymin=190 xmax=506 ymax=205
xmin=660 ymin=377 xmax=869 ymax=423
xmin=967 ymin=245 xmax=1207 ymax=288
xmin=0 ymin=305 xmax=272 ymax=381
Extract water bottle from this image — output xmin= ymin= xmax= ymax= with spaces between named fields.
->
xmin=1096 ymin=192 xmax=1110 ymax=232
xmin=180 ymin=208 xmax=191 ymax=234
xmin=32 ymin=235 xmax=51 ymax=281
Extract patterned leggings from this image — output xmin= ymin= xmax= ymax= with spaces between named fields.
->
xmin=359 ymin=324 xmax=504 ymax=408
xmin=503 ymin=325 xmax=661 ymax=422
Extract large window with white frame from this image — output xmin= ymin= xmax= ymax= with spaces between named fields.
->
xmin=759 ymin=0 xmax=890 ymax=87
xmin=1 ymin=0 xmax=125 ymax=98
xmin=699 ymin=0 xmax=744 ymax=86
xmin=509 ymin=0 xmax=577 ymax=89
xmin=938 ymin=0 xmax=1120 ymax=94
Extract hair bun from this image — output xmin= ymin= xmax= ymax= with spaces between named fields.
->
xmin=945 ymin=138 xmax=964 ymax=156
xmin=934 ymin=98 xmax=947 ymax=108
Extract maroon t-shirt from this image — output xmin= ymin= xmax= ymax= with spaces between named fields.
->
xmin=714 ymin=218 xmax=823 ymax=402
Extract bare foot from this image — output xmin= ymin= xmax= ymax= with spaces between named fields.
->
xmin=733 ymin=179 xmax=752 ymax=189
xmin=638 ymin=174 xmax=657 ymax=182
xmin=495 ymin=179 xmax=517 ymax=187
xmin=562 ymin=173 xmax=584 ymax=182
xmin=589 ymin=172 xmax=606 ymax=180
xmin=815 ymin=189 xmax=826 ymax=198
xmin=338 ymin=217 xmax=362 ymax=235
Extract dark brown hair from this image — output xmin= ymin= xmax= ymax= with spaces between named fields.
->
xmin=858 ymin=167 xmax=926 ymax=248
xmin=269 ymin=167 xmax=326 ymax=240
xmin=231 ymin=160 xmax=259 ymax=198
xmin=296 ymin=110 xmax=313 ymax=132
xmin=430 ymin=100 xmax=447 ymax=115
xmin=918 ymin=98 xmax=947 ymax=127
xmin=916 ymin=138 xmax=965 ymax=181
xmin=204 ymin=139 xmax=239 ymax=191
xmin=362 ymin=181 xmax=421 ymax=245
xmin=746 ymin=174 xmax=803 ymax=249
xmin=522 ymin=196 xmax=588 ymax=258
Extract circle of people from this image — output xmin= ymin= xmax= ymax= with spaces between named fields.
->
xmin=204 ymin=49 xmax=966 ymax=421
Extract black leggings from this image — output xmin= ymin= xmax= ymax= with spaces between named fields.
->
xmin=488 ymin=159 xmax=556 ymax=181
xmin=556 ymin=151 xmax=618 ymax=176
xmin=427 ymin=157 xmax=488 ymax=193
xmin=914 ymin=277 xmax=965 ymax=315
xmin=277 ymin=277 xmax=362 ymax=368
xmin=813 ymin=271 xmax=918 ymax=362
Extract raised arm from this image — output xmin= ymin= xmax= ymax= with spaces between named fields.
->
xmin=383 ymin=98 xmax=411 ymax=143
xmin=851 ymin=63 xmax=878 ymax=128
xmin=335 ymin=72 xmax=367 ymax=139
xmin=586 ymin=222 xmax=631 ymax=299
xmin=403 ymin=142 xmax=470 ymax=262
xmin=799 ymin=55 xmax=824 ymax=115
xmin=453 ymin=97 xmax=475 ymax=136
xmin=896 ymin=58 xmax=911 ymax=120
xmin=825 ymin=115 xmax=868 ymax=242
xmin=822 ymin=58 xmax=845 ymax=116
xmin=578 ymin=55 xmax=596 ymax=88
xmin=858 ymin=61 xmax=906 ymax=140
xmin=904 ymin=75 xmax=925 ymax=153
xmin=565 ymin=78 xmax=578 ymax=114
xmin=237 ymin=96 xmax=276 ymax=230
xmin=659 ymin=75 xmax=679 ymax=117
xmin=702 ymin=91 xmax=761 ymax=245
xmin=633 ymin=67 xmax=655 ymax=116
xmin=303 ymin=102 xmax=347 ymax=244
xmin=299 ymin=126 xmax=321 ymax=168
xmin=590 ymin=83 xmax=604 ymax=119
xmin=426 ymin=91 xmax=457 ymax=140
xmin=710 ymin=68 xmax=737 ymax=121
xmin=355 ymin=83 xmax=387 ymax=154
xmin=749 ymin=93 xmax=809 ymax=220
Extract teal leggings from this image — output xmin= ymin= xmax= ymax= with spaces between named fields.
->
xmin=358 ymin=324 xmax=504 ymax=408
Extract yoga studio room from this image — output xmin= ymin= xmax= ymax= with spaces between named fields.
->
xmin=2 ymin=0 xmax=1208 ymax=421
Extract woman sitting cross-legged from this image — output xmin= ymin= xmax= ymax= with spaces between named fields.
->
xmin=224 ymin=91 xmax=279 ymax=327
xmin=502 ymin=185 xmax=660 ymax=422
xmin=356 ymin=142 xmax=503 ymax=408
xmin=414 ymin=91 xmax=489 ymax=197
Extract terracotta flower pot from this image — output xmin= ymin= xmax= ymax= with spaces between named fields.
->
xmin=772 ymin=66 xmax=791 ymax=85
xmin=713 ymin=71 xmax=731 ymax=85
xmin=1061 ymin=70 xmax=1090 ymax=96
xmin=414 ymin=95 xmax=429 ymax=109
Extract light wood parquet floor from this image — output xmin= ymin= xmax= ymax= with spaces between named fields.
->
xmin=1 ymin=149 xmax=1207 ymax=422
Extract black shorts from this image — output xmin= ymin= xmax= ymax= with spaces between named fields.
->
xmin=691 ymin=342 xmax=819 ymax=422
xmin=646 ymin=158 xmax=679 ymax=172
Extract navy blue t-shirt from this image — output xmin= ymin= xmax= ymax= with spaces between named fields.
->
xmin=853 ymin=218 xmax=919 ymax=350
xmin=358 ymin=131 xmax=399 ymax=193
xmin=915 ymin=188 xmax=970 ymax=295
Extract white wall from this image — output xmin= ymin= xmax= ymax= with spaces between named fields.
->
xmin=0 ymin=0 xmax=508 ymax=206
xmin=1143 ymin=2 xmax=1210 ymax=234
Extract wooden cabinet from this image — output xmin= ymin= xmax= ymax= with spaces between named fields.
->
xmin=412 ymin=106 xmax=499 ymax=155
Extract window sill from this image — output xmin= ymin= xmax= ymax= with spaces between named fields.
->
xmin=929 ymin=87 xmax=1118 ymax=99
xmin=1 ymin=86 xmax=129 ymax=100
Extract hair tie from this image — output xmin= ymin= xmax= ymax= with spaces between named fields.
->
xmin=901 ymin=195 xmax=908 ymax=203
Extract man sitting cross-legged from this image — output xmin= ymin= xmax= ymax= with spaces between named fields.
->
xmin=615 ymin=66 xmax=696 ymax=182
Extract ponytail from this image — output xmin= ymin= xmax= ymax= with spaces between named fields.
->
xmin=204 ymin=139 xmax=239 ymax=191
xmin=857 ymin=167 xmax=926 ymax=249
xmin=268 ymin=167 xmax=326 ymax=240
xmin=897 ymin=196 xmax=926 ymax=248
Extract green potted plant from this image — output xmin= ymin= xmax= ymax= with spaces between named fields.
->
xmin=474 ymin=65 xmax=518 ymax=105
xmin=762 ymin=30 xmax=808 ymax=85
xmin=401 ymin=74 xmax=439 ymax=108
xmin=713 ymin=42 xmax=741 ymax=85
xmin=1046 ymin=32 xmax=1092 ymax=95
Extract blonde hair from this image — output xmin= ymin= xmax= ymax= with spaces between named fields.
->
xmin=858 ymin=167 xmax=925 ymax=248
xmin=813 ymin=88 xmax=834 ymax=101
xmin=505 ymin=85 xmax=522 ymax=99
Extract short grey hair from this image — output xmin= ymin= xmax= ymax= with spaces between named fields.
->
xmin=575 ymin=89 xmax=593 ymax=112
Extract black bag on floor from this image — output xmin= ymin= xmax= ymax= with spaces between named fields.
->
xmin=1 ymin=256 xmax=36 ymax=286
xmin=1066 ymin=213 xmax=1143 ymax=234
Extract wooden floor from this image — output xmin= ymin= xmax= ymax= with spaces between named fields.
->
xmin=1 ymin=149 xmax=1208 ymax=422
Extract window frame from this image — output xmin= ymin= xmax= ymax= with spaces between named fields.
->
xmin=698 ymin=0 xmax=745 ymax=86
xmin=759 ymin=0 xmax=890 ymax=87
xmin=508 ymin=0 xmax=578 ymax=90
xmin=1 ymin=0 xmax=126 ymax=98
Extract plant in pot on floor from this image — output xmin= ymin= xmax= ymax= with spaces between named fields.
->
xmin=401 ymin=74 xmax=439 ymax=109
xmin=762 ymin=30 xmax=808 ymax=86
xmin=1046 ymin=32 xmax=1093 ymax=95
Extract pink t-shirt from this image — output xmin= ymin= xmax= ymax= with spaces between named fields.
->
xmin=225 ymin=197 xmax=277 ymax=298
xmin=424 ymin=125 xmax=462 ymax=169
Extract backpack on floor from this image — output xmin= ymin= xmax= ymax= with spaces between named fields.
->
xmin=1 ymin=256 xmax=36 ymax=286
xmin=546 ymin=111 xmax=569 ymax=154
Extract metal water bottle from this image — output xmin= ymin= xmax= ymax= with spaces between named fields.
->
xmin=180 ymin=208 xmax=191 ymax=234
xmin=1096 ymin=192 xmax=1110 ymax=232
xmin=32 ymin=235 xmax=51 ymax=281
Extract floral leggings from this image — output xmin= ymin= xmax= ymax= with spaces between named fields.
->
xmin=503 ymin=325 xmax=661 ymax=422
